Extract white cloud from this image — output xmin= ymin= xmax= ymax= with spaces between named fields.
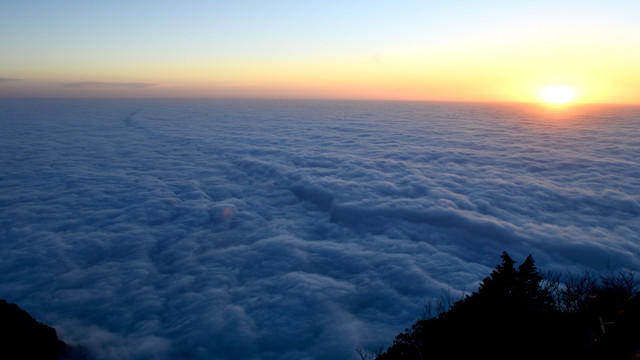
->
xmin=0 ymin=99 xmax=638 ymax=359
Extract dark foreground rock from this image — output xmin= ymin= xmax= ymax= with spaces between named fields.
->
xmin=0 ymin=299 xmax=89 ymax=359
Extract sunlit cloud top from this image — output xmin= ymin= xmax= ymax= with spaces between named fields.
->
xmin=1 ymin=0 xmax=640 ymax=103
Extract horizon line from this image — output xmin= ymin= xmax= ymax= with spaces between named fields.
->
xmin=0 ymin=96 xmax=638 ymax=107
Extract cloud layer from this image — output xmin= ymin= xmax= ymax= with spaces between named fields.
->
xmin=0 ymin=99 xmax=638 ymax=359
xmin=63 ymin=82 xmax=156 ymax=89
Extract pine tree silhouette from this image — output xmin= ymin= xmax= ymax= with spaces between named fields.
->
xmin=516 ymin=254 xmax=554 ymax=312
xmin=478 ymin=251 xmax=517 ymax=297
xmin=376 ymin=252 xmax=576 ymax=360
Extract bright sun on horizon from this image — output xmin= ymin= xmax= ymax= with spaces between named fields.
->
xmin=540 ymin=85 xmax=577 ymax=104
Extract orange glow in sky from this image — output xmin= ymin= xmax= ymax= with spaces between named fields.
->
xmin=1 ymin=1 xmax=639 ymax=104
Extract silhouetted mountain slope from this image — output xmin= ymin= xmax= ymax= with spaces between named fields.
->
xmin=375 ymin=252 xmax=640 ymax=360
xmin=0 ymin=299 xmax=89 ymax=360
xmin=0 ymin=299 xmax=65 ymax=359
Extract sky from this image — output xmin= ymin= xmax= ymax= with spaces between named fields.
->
xmin=2 ymin=0 xmax=640 ymax=103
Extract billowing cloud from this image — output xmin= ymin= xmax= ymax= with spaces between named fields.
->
xmin=0 ymin=99 xmax=638 ymax=359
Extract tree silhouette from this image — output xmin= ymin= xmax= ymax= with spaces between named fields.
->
xmin=516 ymin=254 xmax=554 ymax=312
xmin=375 ymin=252 xmax=600 ymax=360
xmin=478 ymin=251 xmax=517 ymax=298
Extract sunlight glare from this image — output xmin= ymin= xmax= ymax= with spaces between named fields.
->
xmin=540 ymin=85 xmax=576 ymax=104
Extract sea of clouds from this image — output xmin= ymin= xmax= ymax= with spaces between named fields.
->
xmin=0 ymin=99 xmax=638 ymax=359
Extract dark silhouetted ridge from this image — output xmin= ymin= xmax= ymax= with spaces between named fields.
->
xmin=373 ymin=252 xmax=640 ymax=360
xmin=0 ymin=299 xmax=89 ymax=359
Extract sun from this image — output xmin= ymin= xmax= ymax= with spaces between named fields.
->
xmin=540 ymin=85 xmax=576 ymax=104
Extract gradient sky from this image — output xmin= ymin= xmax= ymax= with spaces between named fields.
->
xmin=2 ymin=0 xmax=639 ymax=103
